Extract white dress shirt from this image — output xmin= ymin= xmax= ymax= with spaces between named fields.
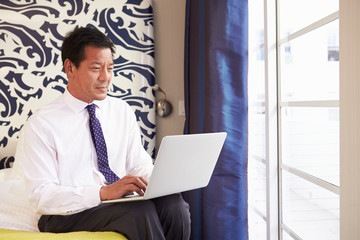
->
xmin=22 ymin=89 xmax=154 ymax=215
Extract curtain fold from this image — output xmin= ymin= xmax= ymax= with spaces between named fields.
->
xmin=183 ymin=0 xmax=248 ymax=239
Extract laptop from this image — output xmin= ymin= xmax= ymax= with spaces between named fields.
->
xmin=102 ymin=132 xmax=227 ymax=203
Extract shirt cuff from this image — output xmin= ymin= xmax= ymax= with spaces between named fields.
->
xmin=83 ymin=185 xmax=103 ymax=207
xmin=64 ymin=185 xmax=102 ymax=215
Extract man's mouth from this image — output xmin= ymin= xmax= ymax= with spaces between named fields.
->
xmin=96 ymin=86 xmax=108 ymax=91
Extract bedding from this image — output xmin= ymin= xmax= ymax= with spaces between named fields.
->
xmin=0 ymin=136 xmax=126 ymax=239
xmin=0 ymin=130 xmax=39 ymax=231
xmin=0 ymin=229 xmax=126 ymax=240
xmin=0 ymin=177 xmax=40 ymax=232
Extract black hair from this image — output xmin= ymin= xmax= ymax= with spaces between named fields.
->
xmin=61 ymin=27 xmax=115 ymax=68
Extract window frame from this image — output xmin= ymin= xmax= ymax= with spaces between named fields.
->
xmin=277 ymin=9 xmax=340 ymax=239
xmin=248 ymin=1 xmax=340 ymax=239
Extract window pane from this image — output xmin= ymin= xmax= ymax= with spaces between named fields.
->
xmin=280 ymin=20 xmax=339 ymax=102
xmin=248 ymin=0 xmax=266 ymax=238
xmin=281 ymin=170 xmax=339 ymax=240
xmin=282 ymin=230 xmax=296 ymax=240
xmin=278 ymin=0 xmax=338 ymax=38
xmin=249 ymin=208 xmax=267 ymax=240
xmin=249 ymin=0 xmax=264 ymax=46
xmin=248 ymin=89 xmax=265 ymax=162
xmin=281 ymin=107 xmax=339 ymax=186
xmin=248 ymin=46 xmax=267 ymax=238
xmin=248 ymin=157 xmax=266 ymax=213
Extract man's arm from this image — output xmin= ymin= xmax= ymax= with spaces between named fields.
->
xmin=22 ymin=121 xmax=102 ymax=215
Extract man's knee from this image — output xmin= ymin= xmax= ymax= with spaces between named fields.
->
xmin=128 ymin=200 xmax=160 ymax=221
xmin=163 ymin=195 xmax=190 ymax=222
xmin=152 ymin=194 xmax=191 ymax=239
xmin=102 ymin=201 xmax=165 ymax=239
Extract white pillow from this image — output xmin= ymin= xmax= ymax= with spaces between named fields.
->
xmin=0 ymin=179 xmax=40 ymax=231
xmin=0 ymin=127 xmax=40 ymax=232
xmin=10 ymin=126 xmax=25 ymax=180
xmin=0 ymin=168 xmax=12 ymax=182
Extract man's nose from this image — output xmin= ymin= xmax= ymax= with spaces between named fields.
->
xmin=99 ymin=68 xmax=111 ymax=81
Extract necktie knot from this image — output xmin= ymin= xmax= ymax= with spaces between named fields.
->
xmin=86 ymin=104 xmax=96 ymax=117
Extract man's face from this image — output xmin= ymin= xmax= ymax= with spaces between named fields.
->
xmin=66 ymin=45 xmax=114 ymax=103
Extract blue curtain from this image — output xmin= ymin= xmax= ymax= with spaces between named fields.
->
xmin=182 ymin=0 xmax=248 ymax=239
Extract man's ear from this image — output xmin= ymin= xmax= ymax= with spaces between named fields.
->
xmin=64 ymin=59 xmax=74 ymax=76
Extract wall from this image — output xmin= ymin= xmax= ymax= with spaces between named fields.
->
xmin=0 ymin=0 xmax=185 ymax=165
xmin=340 ymin=0 xmax=360 ymax=239
xmin=152 ymin=0 xmax=187 ymax=149
xmin=0 ymin=0 xmax=157 ymax=167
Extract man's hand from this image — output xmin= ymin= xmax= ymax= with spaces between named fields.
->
xmin=100 ymin=175 xmax=148 ymax=201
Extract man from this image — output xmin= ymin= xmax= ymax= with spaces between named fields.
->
xmin=22 ymin=27 xmax=191 ymax=240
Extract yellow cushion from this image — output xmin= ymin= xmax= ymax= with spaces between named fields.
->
xmin=0 ymin=229 xmax=127 ymax=240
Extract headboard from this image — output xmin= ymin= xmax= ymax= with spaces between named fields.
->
xmin=0 ymin=0 xmax=156 ymax=169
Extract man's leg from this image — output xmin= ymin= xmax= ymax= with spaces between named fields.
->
xmin=38 ymin=200 xmax=165 ymax=240
xmin=151 ymin=194 xmax=191 ymax=240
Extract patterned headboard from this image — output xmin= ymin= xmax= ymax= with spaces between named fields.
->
xmin=0 ymin=0 xmax=156 ymax=169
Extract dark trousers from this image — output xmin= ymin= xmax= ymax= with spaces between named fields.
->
xmin=38 ymin=194 xmax=191 ymax=240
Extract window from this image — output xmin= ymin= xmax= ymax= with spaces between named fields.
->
xmin=248 ymin=0 xmax=266 ymax=238
xmin=248 ymin=0 xmax=339 ymax=239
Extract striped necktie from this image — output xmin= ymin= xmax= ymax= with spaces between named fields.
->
xmin=86 ymin=104 xmax=119 ymax=184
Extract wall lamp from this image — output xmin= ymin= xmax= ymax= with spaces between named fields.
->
xmin=153 ymin=84 xmax=172 ymax=118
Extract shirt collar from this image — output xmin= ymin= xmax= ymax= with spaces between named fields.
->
xmin=63 ymin=88 xmax=106 ymax=113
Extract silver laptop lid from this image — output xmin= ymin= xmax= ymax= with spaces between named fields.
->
xmin=144 ymin=132 xmax=227 ymax=199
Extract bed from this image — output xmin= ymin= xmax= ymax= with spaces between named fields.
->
xmin=0 ymin=229 xmax=125 ymax=240
xmin=0 ymin=134 xmax=127 ymax=239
